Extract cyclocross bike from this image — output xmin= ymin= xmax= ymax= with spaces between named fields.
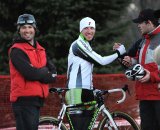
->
xmin=38 ymin=85 xmax=140 ymax=130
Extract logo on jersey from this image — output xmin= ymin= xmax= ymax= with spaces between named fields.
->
xmin=79 ymin=39 xmax=92 ymax=52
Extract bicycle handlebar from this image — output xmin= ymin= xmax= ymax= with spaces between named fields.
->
xmin=49 ymin=87 xmax=69 ymax=94
xmin=49 ymin=84 xmax=129 ymax=104
xmin=108 ymin=84 xmax=128 ymax=104
xmin=94 ymin=84 xmax=128 ymax=104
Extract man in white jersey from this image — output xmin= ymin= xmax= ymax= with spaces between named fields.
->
xmin=65 ymin=17 xmax=126 ymax=130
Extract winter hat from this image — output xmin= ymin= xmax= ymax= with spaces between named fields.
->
xmin=17 ymin=14 xmax=37 ymax=31
xmin=79 ymin=17 xmax=95 ymax=32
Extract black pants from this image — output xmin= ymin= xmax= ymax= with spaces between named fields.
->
xmin=140 ymin=100 xmax=160 ymax=130
xmin=12 ymin=97 xmax=44 ymax=130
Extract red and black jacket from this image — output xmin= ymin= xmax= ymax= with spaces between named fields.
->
xmin=132 ymin=26 xmax=160 ymax=100
xmin=9 ymin=41 xmax=56 ymax=102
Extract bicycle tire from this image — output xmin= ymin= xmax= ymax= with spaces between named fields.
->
xmin=38 ymin=116 xmax=68 ymax=130
xmin=98 ymin=111 xmax=140 ymax=130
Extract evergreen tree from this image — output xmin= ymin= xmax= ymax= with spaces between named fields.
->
xmin=0 ymin=0 xmax=131 ymax=74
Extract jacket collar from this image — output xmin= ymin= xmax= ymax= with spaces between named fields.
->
xmin=144 ymin=25 xmax=160 ymax=39
xmin=79 ymin=33 xmax=88 ymax=42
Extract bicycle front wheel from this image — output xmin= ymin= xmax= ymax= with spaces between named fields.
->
xmin=98 ymin=111 xmax=140 ymax=130
xmin=38 ymin=116 xmax=68 ymax=130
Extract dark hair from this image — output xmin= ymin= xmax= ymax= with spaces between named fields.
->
xmin=150 ymin=19 xmax=159 ymax=27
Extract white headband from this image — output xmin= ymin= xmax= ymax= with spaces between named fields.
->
xmin=79 ymin=17 xmax=95 ymax=32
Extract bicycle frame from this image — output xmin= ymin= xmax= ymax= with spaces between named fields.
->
xmin=87 ymin=87 xmax=127 ymax=130
xmin=57 ymin=101 xmax=97 ymax=130
xmin=84 ymin=104 xmax=120 ymax=130
xmin=55 ymin=87 xmax=127 ymax=130
xmin=57 ymin=103 xmax=67 ymax=129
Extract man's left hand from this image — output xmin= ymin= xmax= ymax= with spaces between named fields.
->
xmin=139 ymin=69 xmax=150 ymax=83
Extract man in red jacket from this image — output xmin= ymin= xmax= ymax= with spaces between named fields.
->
xmin=115 ymin=9 xmax=160 ymax=130
xmin=9 ymin=14 xmax=57 ymax=130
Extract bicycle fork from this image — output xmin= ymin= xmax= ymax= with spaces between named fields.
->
xmin=57 ymin=104 xmax=67 ymax=130
xmin=101 ymin=105 xmax=118 ymax=130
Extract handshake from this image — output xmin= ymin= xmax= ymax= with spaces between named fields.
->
xmin=113 ymin=43 xmax=126 ymax=57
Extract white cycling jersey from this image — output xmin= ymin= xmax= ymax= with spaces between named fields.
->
xmin=67 ymin=34 xmax=119 ymax=90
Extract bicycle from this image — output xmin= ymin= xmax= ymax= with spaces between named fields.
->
xmin=38 ymin=85 xmax=140 ymax=130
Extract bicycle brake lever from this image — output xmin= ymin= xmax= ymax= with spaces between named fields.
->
xmin=122 ymin=84 xmax=131 ymax=96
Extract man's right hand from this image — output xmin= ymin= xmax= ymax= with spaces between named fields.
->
xmin=122 ymin=56 xmax=132 ymax=67
xmin=113 ymin=43 xmax=121 ymax=51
